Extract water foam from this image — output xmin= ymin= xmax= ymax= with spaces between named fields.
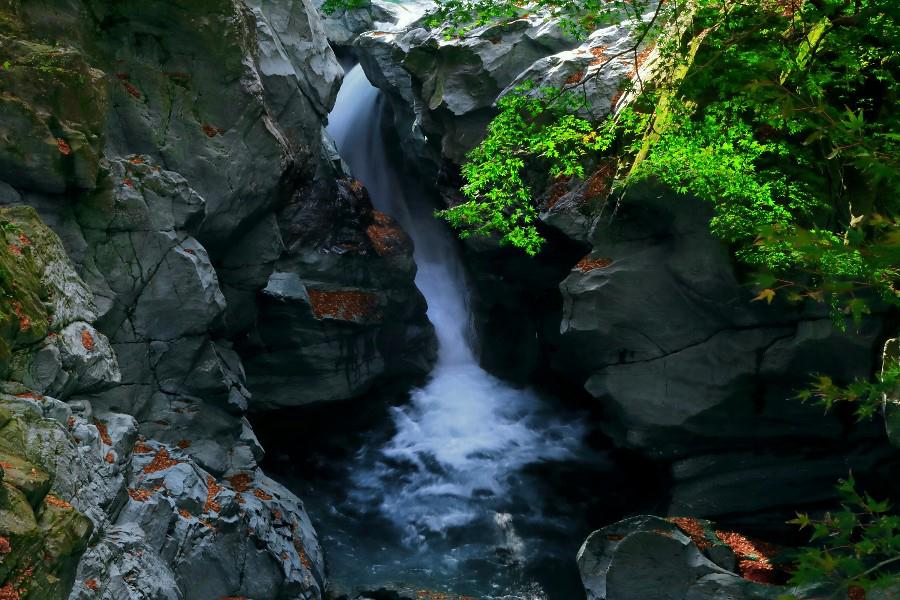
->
xmin=328 ymin=64 xmax=583 ymax=560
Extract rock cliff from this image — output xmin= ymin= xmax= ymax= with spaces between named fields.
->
xmin=346 ymin=5 xmax=897 ymax=528
xmin=0 ymin=0 xmax=435 ymax=598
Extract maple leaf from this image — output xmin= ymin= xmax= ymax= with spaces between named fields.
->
xmin=752 ymin=288 xmax=776 ymax=304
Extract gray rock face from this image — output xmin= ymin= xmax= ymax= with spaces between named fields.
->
xmin=317 ymin=0 xmax=430 ymax=46
xmin=242 ymin=179 xmax=436 ymax=408
xmin=553 ymin=185 xmax=890 ymax=519
xmin=353 ymin=7 xmax=650 ymax=167
xmin=0 ymin=0 xmax=436 ymax=597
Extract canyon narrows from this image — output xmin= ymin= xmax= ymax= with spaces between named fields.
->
xmin=0 ymin=1 xmax=896 ymax=599
xmin=282 ymin=62 xmax=592 ymax=598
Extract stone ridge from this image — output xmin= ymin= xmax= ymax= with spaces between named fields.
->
xmin=0 ymin=0 xmax=436 ymax=598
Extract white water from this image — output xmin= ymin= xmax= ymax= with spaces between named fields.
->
xmin=327 ymin=65 xmax=583 ymax=568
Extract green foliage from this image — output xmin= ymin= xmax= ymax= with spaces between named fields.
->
xmin=424 ymin=0 xmax=658 ymax=39
xmin=785 ymin=476 xmax=900 ymax=597
xmin=796 ymin=358 xmax=900 ymax=421
xmin=436 ymin=81 xmax=635 ymax=254
xmin=632 ymin=0 xmax=900 ymax=313
xmin=438 ymin=0 xmax=899 ymax=314
xmin=320 ymin=0 xmax=369 ymax=15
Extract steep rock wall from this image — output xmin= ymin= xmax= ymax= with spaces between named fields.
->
xmin=346 ymin=7 xmax=898 ymax=525
xmin=0 ymin=0 xmax=436 ymax=598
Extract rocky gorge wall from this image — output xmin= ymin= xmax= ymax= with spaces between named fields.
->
xmin=0 ymin=0 xmax=436 ymax=598
xmin=338 ymin=2 xmax=899 ymax=531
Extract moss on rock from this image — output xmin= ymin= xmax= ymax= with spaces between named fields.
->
xmin=0 ymin=207 xmax=51 ymax=379
xmin=0 ymin=406 xmax=92 ymax=600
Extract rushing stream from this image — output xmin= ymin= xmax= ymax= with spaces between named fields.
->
xmin=326 ymin=63 xmax=586 ymax=598
xmin=257 ymin=62 xmax=663 ymax=600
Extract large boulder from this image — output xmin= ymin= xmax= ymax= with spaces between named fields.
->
xmin=577 ymin=515 xmax=806 ymax=600
xmin=353 ymin=5 xmax=654 ymax=168
xmin=316 ymin=0 xmax=430 ymax=47
xmin=242 ymin=178 xmax=436 ymax=408
xmin=550 ymin=185 xmax=895 ymax=521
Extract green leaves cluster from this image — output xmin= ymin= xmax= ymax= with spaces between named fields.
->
xmin=628 ymin=0 xmax=900 ymax=314
xmin=785 ymin=476 xmax=900 ymax=597
xmin=435 ymin=0 xmax=899 ymax=315
xmin=796 ymin=358 xmax=900 ymax=421
xmin=437 ymin=81 xmax=629 ymax=254
xmin=424 ymin=0 xmax=655 ymax=39
xmin=320 ymin=0 xmax=369 ymax=15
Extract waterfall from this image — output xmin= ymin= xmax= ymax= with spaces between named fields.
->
xmin=326 ymin=65 xmax=583 ymax=591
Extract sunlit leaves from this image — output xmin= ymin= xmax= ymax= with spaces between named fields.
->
xmin=797 ymin=357 xmax=900 ymax=422
xmin=787 ymin=477 xmax=900 ymax=596
xmin=438 ymin=81 xmax=625 ymax=254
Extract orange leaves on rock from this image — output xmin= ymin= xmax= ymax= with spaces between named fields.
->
xmin=128 ymin=155 xmax=144 ymax=165
xmin=292 ymin=536 xmax=313 ymax=571
xmin=175 ymin=439 xmax=192 ymax=449
xmin=366 ymin=211 xmax=408 ymax=256
xmin=81 ymin=328 xmax=95 ymax=351
xmin=565 ymin=70 xmax=585 ymax=85
xmin=589 ymin=45 xmax=609 ymax=66
xmin=44 ymin=494 xmax=73 ymax=510
xmin=204 ymin=476 xmax=222 ymax=513
xmin=624 ymin=46 xmax=655 ymax=78
xmin=92 ymin=419 xmax=112 ymax=445
xmin=414 ymin=592 xmax=454 ymax=600
xmin=127 ymin=488 xmax=152 ymax=502
xmin=545 ymin=175 xmax=572 ymax=209
xmin=0 ymin=583 xmax=20 ymax=600
xmin=586 ymin=162 xmax=615 ymax=199
xmin=253 ymin=488 xmax=273 ymax=501
xmin=11 ymin=301 xmax=30 ymax=331
xmin=133 ymin=441 xmax=155 ymax=454
xmin=0 ymin=536 xmax=10 ymax=554
xmin=105 ymin=452 xmax=115 ymax=464
xmin=307 ymin=289 xmax=381 ymax=323
xmin=84 ymin=579 xmax=99 ymax=591
xmin=848 ymin=586 xmax=866 ymax=600
xmin=56 ymin=138 xmax=72 ymax=156
xmin=143 ymin=448 xmax=180 ymax=474
xmin=714 ymin=530 xmax=780 ymax=584
xmin=575 ymin=255 xmax=613 ymax=273
xmin=668 ymin=517 xmax=712 ymax=549
xmin=228 ymin=473 xmax=253 ymax=493
xmin=178 ymin=509 xmax=191 ymax=519
xmin=15 ymin=391 xmax=44 ymax=402
xmin=202 ymin=124 xmax=225 ymax=138
xmin=122 ymin=82 xmax=141 ymax=99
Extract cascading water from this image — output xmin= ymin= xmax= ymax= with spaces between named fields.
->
xmin=319 ymin=64 xmax=587 ymax=598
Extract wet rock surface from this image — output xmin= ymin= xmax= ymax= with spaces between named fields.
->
xmin=0 ymin=0 xmax=434 ymax=598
